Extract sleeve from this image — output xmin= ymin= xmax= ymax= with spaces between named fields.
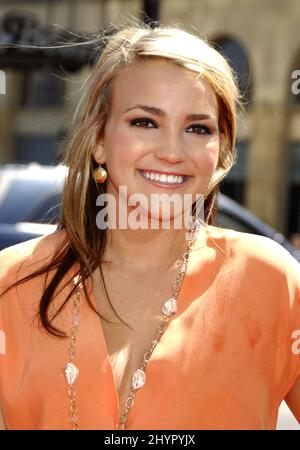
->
xmin=0 ymin=244 xmax=38 ymax=429
xmin=0 ymin=246 xmax=21 ymax=424
xmin=243 ymin=235 xmax=300 ymax=422
xmin=0 ymin=244 xmax=25 ymax=362
xmin=279 ymin=250 xmax=300 ymax=423
xmin=0 ymin=246 xmax=20 ymax=357
xmin=284 ymin=258 xmax=300 ymax=424
xmin=276 ymin=244 xmax=300 ymax=398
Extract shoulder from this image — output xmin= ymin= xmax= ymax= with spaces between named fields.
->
xmin=200 ymin=225 xmax=300 ymax=299
xmin=204 ymin=225 xmax=299 ymax=274
xmin=0 ymin=229 xmax=69 ymax=289
xmin=0 ymin=229 xmax=71 ymax=332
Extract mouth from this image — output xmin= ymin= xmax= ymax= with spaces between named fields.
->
xmin=137 ymin=169 xmax=192 ymax=187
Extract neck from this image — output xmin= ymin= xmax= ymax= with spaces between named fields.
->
xmin=103 ymin=227 xmax=192 ymax=273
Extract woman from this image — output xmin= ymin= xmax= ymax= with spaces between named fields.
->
xmin=0 ymin=22 xmax=300 ymax=430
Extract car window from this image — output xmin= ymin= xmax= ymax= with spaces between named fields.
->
xmin=24 ymin=192 xmax=62 ymax=223
xmin=0 ymin=180 xmax=60 ymax=223
xmin=215 ymin=210 xmax=258 ymax=234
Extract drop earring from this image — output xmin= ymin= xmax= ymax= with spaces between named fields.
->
xmin=93 ymin=164 xmax=107 ymax=183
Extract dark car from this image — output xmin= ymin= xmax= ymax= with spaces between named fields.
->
xmin=0 ymin=163 xmax=62 ymax=248
xmin=215 ymin=194 xmax=299 ymax=260
xmin=0 ymin=163 xmax=299 ymax=262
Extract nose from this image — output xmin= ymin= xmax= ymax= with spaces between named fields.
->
xmin=154 ymin=132 xmax=186 ymax=164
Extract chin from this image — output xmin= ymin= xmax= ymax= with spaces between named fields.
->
xmin=139 ymin=208 xmax=189 ymax=230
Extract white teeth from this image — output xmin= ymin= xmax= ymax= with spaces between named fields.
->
xmin=140 ymin=171 xmax=185 ymax=184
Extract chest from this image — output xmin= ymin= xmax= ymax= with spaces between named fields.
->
xmin=91 ymin=266 xmax=178 ymax=413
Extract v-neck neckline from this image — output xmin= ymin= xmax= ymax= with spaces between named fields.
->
xmin=73 ymin=226 xmax=208 ymax=427
xmin=85 ymin=276 xmax=183 ymax=426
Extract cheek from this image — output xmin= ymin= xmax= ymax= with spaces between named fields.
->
xmin=104 ymin=125 xmax=144 ymax=166
xmin=194 ymin=140 xmax=220 ymax=175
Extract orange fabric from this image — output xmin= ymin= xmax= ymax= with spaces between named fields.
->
xmin=0 ymin=226 xmax=300 ymax=430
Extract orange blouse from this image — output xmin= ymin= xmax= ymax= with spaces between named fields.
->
xmin=0 ymin=226 xmax=300 ymax=430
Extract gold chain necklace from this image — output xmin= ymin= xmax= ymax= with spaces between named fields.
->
xmin=64 ymin=226 xmax=199 ymax=430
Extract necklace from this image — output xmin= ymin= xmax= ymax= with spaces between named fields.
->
xmin=64 ymin=225 xmax=199 ymax=430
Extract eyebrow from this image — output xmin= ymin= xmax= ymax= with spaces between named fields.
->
xmin=123 ymin=104 xmax=217 ymax=122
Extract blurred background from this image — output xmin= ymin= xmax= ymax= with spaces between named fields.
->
xmin=0 ymin=0 xmax=299 ymax=429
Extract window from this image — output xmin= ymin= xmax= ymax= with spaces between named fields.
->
xmin=220 ymin=140 xmax=248 ymax=205
xmin=0 ymin=179 xmax=60 ymax=223
xmin=16 ymin=135 xmax=61 ymax=165
xmin=22 ymin=68 xmax=65 ymax=106
xmin=213 ymin=37 xmax=252 ymax=105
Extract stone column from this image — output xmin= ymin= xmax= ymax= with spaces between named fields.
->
xmin=245 ymin=103 xmax=290 ymax=232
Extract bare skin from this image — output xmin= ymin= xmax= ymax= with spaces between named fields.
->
xmin=92 ymin=261 xmax=183 ymax=414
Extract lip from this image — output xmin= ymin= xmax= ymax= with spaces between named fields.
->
xmin=137 ymin=169 xmax=192 ymax=189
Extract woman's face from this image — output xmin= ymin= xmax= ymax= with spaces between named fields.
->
xmin=94 ymin=59 xmax=223 ymax=224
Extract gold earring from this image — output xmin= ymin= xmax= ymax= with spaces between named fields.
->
xmin=93 ymin=164 xmax=107 ymax=183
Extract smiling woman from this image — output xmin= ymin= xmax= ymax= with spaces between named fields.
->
xmin=0 ymin=19 xmax=300 ymax=430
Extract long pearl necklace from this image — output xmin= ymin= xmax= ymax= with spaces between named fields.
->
xmin=64 ymin=226 xmax=199 ymax=430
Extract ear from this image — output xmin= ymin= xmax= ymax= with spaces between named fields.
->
xmin=92 ymin=141 xmax=106 ymax=165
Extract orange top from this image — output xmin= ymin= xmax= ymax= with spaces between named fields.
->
xmin=0 ymin=226 xmax=300 ymax=430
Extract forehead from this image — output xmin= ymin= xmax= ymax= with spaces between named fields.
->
xmin=110 ymin=59 xmax=219 ymax=117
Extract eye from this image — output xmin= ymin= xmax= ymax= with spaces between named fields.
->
xmin=130 ymin=118 xmax=157 ymax=128
xmin=186 ymin=124 xmax=212 ymax=135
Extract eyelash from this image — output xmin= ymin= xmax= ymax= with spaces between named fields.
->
xmin=130 ymin=118 xmax=212 ymax=135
